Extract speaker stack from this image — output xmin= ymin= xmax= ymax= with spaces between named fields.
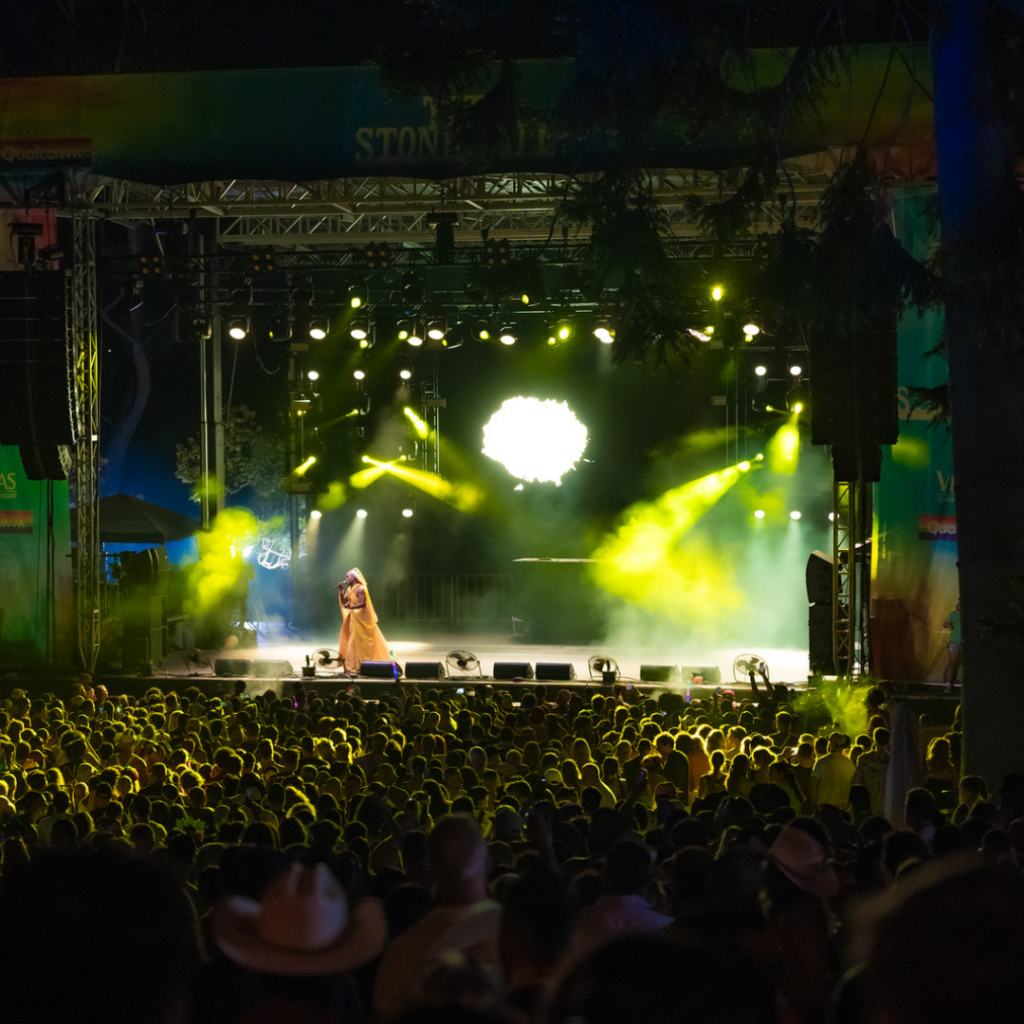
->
xmin=0 ymin=271 xmax=76 ymax=479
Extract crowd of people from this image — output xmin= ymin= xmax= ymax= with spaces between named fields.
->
xmin=0 ymin=673 xmax=1021 ymax=1024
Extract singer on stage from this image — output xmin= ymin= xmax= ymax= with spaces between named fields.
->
xmin=337 ymin=568 xmax=391 ymax=672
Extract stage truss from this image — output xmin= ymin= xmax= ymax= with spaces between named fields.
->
xmin=30 ymin=161 xmax=842 ymax=667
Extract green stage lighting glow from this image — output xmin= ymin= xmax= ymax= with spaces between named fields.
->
xmin=482 ymin=397 xmax=588 ymax=484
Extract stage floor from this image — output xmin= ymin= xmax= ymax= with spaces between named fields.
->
xmin=159 ymin=627 xmax=817 ymax=691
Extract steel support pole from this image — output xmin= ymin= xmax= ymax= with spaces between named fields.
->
xmin=72 ymin=210 xmax=101 ymax=672
xmin=212 ymin=230 xmax=226 ymax=515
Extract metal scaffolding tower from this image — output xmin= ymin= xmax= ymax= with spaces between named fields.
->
xmin=71 ymin=210 xmax=101 ymax=672
xmin=832 ymin=478 xmax=872 ymax=678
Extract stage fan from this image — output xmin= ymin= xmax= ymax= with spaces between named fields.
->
xmin=733 ymin=653 xmax=769 ymax=684
xmin=447 ymin=650 xmax=482 ymax=678
xmin=588 ymin=656 xmax=621 ymax=681
xmin=313 ymin=648 xmax=339 ymax=669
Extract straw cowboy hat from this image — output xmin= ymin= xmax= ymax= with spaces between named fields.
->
xmin=765 ymin=825 xmax=840 ymax=900
xmin=212 ymin=863 xmax=387 ymax=975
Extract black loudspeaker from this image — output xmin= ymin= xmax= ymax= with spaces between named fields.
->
xmin=640 ymin=665 xmax=680 ymax=683
xmin=253 ymin=660 xmax=294 ymax=678
xmin=123 ymin=636 xmax=150 ymax=673
xmin=809 ymin=604 xmax=833 ymax=673
xmin=679 ymin=665 xmax=722 ymax=685
xmin=405 ymin=661 xmax=446 ymax=679
xmin=359 ymin=660 xmax=400 ymax=679
xmin=806 ymin=551 xmax=833 ymax=604
xmin=810 ymin=324 xmax=898 ymax=448
xmin=535 ymin=662 xmax=576 ymax=680
xmin=831 ymin=443 xmax=883 ymax=483
xmin=0 ymin=272 xmax=75 ymax=470
xmin=18 ymin=443 xmax=72 ymax=481
xmin=215 ymin=658 xmax=253 ymax=677
xmin=493 ymin=662 xmax=534 ymax=680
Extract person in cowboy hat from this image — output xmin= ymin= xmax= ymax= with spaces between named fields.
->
xmin=211 ymin=861 xmax=387 ymax=1019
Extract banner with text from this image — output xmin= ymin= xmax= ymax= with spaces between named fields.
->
xmin=0 ymin=446 xmax=73 ymax=666
xmin=871 ymin=187 xmax=958 ymax=682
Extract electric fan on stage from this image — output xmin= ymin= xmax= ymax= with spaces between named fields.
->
xmin=312 ymin=648 xmax=340 ymax=670
xmin=447 ymin=650 xmax=482 ymax=678
xmin=589 ymin=656 xmax=621 ymax=682
xmin=733 ymin=653 xmax=769 ymax=684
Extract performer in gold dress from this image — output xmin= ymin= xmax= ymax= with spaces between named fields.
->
xmin=336 ymin=568 xmax=391 ymax=672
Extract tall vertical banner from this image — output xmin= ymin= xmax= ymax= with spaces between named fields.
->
xmin=0 ymin=446 xmax=73 ymax=665
xmin=871 ymin=187 xmax=958 ymax=681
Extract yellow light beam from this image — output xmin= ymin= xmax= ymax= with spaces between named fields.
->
xmin=378 ymin=460 xmax=484 ymax=514
xmin=294 ymin=455 xmax=317 ymax=476
xmin=766 ymin=416 xmax=800 ymax=476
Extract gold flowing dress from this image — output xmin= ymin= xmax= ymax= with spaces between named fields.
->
xmin=337 ymin=577 xmax=391 ymax=672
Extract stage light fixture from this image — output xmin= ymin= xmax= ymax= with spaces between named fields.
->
xmin=310 ymin=510 xmax=322 ymax=520
xmin=407 ymin=333 xmax=423 ymax=347
xmin=754 ymin=509 xmax=766 ymax=519
xmin=427 ymin=319 xmax=446 ymax=341
xmin=754 ymin=364 xmax=767 ymax=376
xmin=555 ymin=318 xmax=573 ymax=341
xmin=353 ymin=369 xmax=366 ymax=380
xmin=485 ymin=238 xmax=511 ymax=266
xmin=790 ymin=510 xmax=802 ymax=520
xmin=348 ymin=282 xmax=367 ymax=308
xmin=402 ymin=508 xmax=414 ymax=518
xmin=756 ymin=453 xmax=764 ymax=461
xmin=499 ymin=326 xmax=517 ymax=346
xmin=356 ymin=508 xmax=368 ymax=519
xmin=309 ymin=318 xmax=329 ymax=340
xmin=711 ymin=285 xmax=724 ymax=301
xmin=829 ymin=512 xmax=836 ymax=521
xmin=364 ymin=242 xmax=390 ymax=269
xmin=399 ymin=367 xmax=413 ymax=381
xmin=228 ymin=317 xmax=249 ymax=340
xmin=739 ymin=461 xmax=751 ymax=471
xmin=473 ymin=319 xmax=491 ymax=341
xmin=789 ymin=363 xmax=803 ymax=376
xmin=743 ymin=323 xmax=760 ymax=337
xmin=793 ymin=402 xmax=804 ymax=414
xmin=350 ymin=319 xmax=369 ymax=342
xmin=521 ymin=293 xmax=531 ymax=305
xmin=307 ymin=370 xmax=319 ymax=381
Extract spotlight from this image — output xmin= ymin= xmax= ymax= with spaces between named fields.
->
xmin=829 ymin=512 xmax=836 ymax=522
xmin=595 ymin=328 xmax=615 ymax=344
xmin=743 ymin=323 xmax=760 ymax=337
xmin=228 ymin=317 xmax=249 ymax=340
xmin=739 ymin=461 xmax=751 ymax=471
xmin=399 ymin=367 xmax=413 ymax=381
xmin=309 ymin=318 xmax=329 ymax=340
xmin=472 ymin=319 xmax=491 ymax=341
xmin=310 ymin=510 xmax=322 ymax=520
xmin=711 ymin=285 xmax=724 ymax=301
xmin=793 ymin=402 xmax=804 ymax=414
xmin=756 ymin=453 xmax=764 ymax=461
xmin=353 ymin=369 xmax=366 ymax=381
xmin=484 ymin=238 xmax=511 ymax=266
xmin=754 ymin=509 xmax=766 ymax=519
xmin=555 ymin=318 xmax=573 ymax=341
xmin=427 ymin=319 xmax=446 ymax=341
xmin=499 ymin=326 xmax=516 ymax=346
xmin=350 ymin=319 xmax=369 ymax=342
xmin=348 ymin=282 xmax=367 ymax=309
xmin=356 ymin=509 xmax=368 ymax=519
xmin=754 ymin=365 xmax=767 ymax=376
xmin=307 ymin=370 xmax=320 ymax=381
xmin=364 ymin=242 xmax=390 ymax=269
xmin=521 ymin=293 xmax=531 ymax=305
xmin=401 ymin=508 xmax=414 ymax=518
xmin=788 ymin=363 xmax=803 ymax=376
xmin=790 ymin=510 xmax=802 ymax=520
xmin=407 ymin=332 xmax=423 ymax=347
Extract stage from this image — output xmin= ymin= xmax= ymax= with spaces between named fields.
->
xmin=159 ymin=628 xmax=817 ymax=692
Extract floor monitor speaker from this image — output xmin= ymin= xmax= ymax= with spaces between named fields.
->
xmin=493 ymin=662 xmax=534 ymax=680
xmin=254 ymin=660 xmax=294 ymax=678
xmin=360 ymin=660 xmax=399 ymax=679
xmin=215 ymin=658 xmax=253 ymax=677
xmin=639 ymin=664 xmax=681 ymax=683
xmin=535 ymin=662 xmax=576 ymax=680
xmin=405 ymin=661 xmax=446 ymax=679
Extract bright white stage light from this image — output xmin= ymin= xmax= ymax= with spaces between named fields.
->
xmin=401 ymin=508 xmax=414 ymax=518
xmin=790 ymin=510 xmax=802 ymax=520
xmin=356 ymin=509 xmax=368 ymax=519
xmin=482 ymin=396 xmax=588 ymax=484
xmin=310 ymin=510 xmax=322 ymax=520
